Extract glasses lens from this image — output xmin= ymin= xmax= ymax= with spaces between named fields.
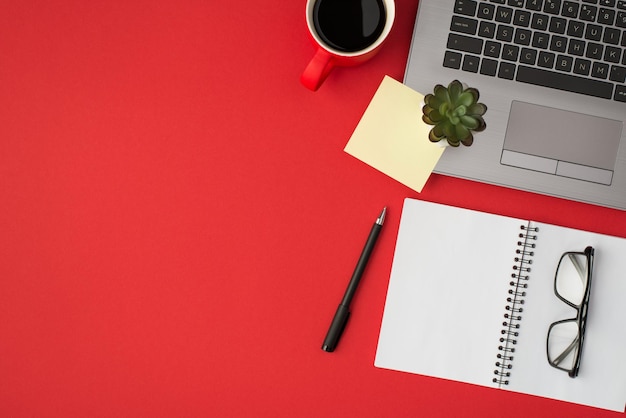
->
xmin=547 ymin=320 xmax=580 ymax=371
xmin=555 ymin=252 xmax=588 ymax=306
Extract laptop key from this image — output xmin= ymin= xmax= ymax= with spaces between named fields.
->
xmin=447 ymin=33 xmax=484 ymax=54
xmin=502 ymin=44 xmax=520 ymax=60
xmin=573 ymin=58 xmax=593 ymax=75
xmin=531 ymin=13 xmax=550 ymax=30
xmin=479 ymin=21 xmax=497 ymax=38
xmin=514 ymin=28 xmax=532 ymax=44
xmin=615 ymin=85 xmax=626 ymax=101
xmin=532 ymin=31 xmax=550 ymax=48
xmin=455 ymin=0 xmax=478 ymax=16
xmin=603 ymin=27 xmax=622 ymax=44
xmin=592 ymin=61 xmax=610 ymax=78
xmin=451 ymin=16 xmax=479 ymax=35
xmin=598 ymin=8 xmax=616 ymax=25
xmin=604 ymin=46 xmax=622 ymax=62
xmin=520 ymin=47 xmax=538 ymax=64
xmin=586 ymin=42 xmax=604 ymax=59
xmin=526 ymin=0 xmax=544 ymax=11
xmin=496 ymin=24 xmax=514 ymax=41
xmin=555 ymin=54 xmax=574 ymax=71
xmin=544 ymin=0 xmax=562 ymax=14
xmin=484 ymin=40 xmax=503 ymax=57
xmin=516 ymin=65 xmax=614 ymax=98
xmin=463 ymin=55 xmax=481 ymax=72
xmin=568 ymin=38 xmax=586 ymax=56
xmin=538 ymin=51 xmax=556 ymax=68
xmin=495 ymin=6 xmax=514 ymax=23
xmin=550 ymin=35 xmax=568 ymax=52
xmin=567 ymin=20 xmax=585 ymax=37
xmin=498 ymin=62 xmax=517 ymax=79
xmin=609 ymin=65 xmax=626 ymax=82
xmin=443 ymin=51 xmax=463 ymax=69
xmin=585 ymin=24 xmax=602 ymax=41
xmin=513 ymin=10 xmax=531 ymax=26
xmin=549 ymin=17 xmax=567 ymax=34
xmin=478 ymin=3 xmax=496 ymax=19
xmin=580 ymin=5 xmax=598 ymax=21
xmin=480 ymin=58 xmax=499 ymax=75
xmin=562 ymin=1 xmax=580 ymax=17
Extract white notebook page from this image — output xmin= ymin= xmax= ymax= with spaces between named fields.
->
xmin=375 ymin=199 xmax=626 ymax=412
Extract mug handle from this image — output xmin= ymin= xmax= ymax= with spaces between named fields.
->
xmin=301 ymin=48 xmax=335 ymax=91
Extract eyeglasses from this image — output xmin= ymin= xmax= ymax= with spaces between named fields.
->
xmin=546 ymin=246 xmax=594 ymax=378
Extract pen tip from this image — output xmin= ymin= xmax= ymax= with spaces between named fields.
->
xmin=377 ymin=207 xmax=387 ymax=225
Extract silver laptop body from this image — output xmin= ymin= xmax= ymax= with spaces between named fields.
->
xmin=405 ymin=0 xmax=626 ymax=210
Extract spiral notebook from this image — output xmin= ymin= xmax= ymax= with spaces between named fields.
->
xmin=375 ymin=199 xmax=626 ymax=412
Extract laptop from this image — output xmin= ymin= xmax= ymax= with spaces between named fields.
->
xmin=404 ymin=0 xmax=626 ymax=210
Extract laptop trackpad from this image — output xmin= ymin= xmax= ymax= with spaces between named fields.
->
xmin=500 ymin=101 xmax=623 ymax=185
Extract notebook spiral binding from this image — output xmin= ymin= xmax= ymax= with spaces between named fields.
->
xmin=493 ymin=222 xmax=539 ymax=386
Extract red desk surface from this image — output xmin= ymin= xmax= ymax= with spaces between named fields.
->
xmin=1 ymin=1 xmax=624 ymax=417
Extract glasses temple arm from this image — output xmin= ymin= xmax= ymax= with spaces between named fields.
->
xmin=567 ymin=253 xmax=587 ymax=283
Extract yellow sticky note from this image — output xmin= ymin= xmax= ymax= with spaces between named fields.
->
xmin=345 ymin=76 xmax=444 ymax=192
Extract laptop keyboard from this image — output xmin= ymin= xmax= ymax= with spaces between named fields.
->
xmin=445 ymin=0 xmax=626 ymax=102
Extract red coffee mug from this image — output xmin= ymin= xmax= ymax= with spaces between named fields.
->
xmin=301 ymin=0 xmax=395 ymax=91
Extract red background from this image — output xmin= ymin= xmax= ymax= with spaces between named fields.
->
xmin=1 ymin=1 xmax=624 ymax=417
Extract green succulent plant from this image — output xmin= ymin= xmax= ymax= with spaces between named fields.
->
xmin=421 ymin=80 xmax=487 ymax=147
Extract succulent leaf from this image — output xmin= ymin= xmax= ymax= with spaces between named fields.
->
xmin=455 ymin=123 xmax=470 ymax=139
xmin=429 ymin=109 xmax=443 ymax=122
xmin=475 ymin=116 xmax=487 ymax=131
xmin=433 ymin=84 xmax=449 ymax=105
xmin=442 ymin=120 xmax=455 ymax=139
xmin=448 ymin=80 xmax=463 ymax=102
xmin=457 ymin=92 xmax=474 ymax=107
xmin=467 ymin=103 xmax=487 ymax=116
xmin=461 ymin=132 xmax=474 ymax=146
xmin=460 ymin=115 xmax=479 ymax=130
xmin=429 ymin=124 xmax=444 ymax=142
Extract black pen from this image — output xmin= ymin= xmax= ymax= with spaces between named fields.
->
xmin=322 ymin=207 xmax=386 ymax=352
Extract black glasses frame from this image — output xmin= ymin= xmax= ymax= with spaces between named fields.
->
xmin=546 ymin=246 xmax=594 ymax=378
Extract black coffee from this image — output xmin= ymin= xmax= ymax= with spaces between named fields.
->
xmin=313 ymin=0 xmax=386 ymax=53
